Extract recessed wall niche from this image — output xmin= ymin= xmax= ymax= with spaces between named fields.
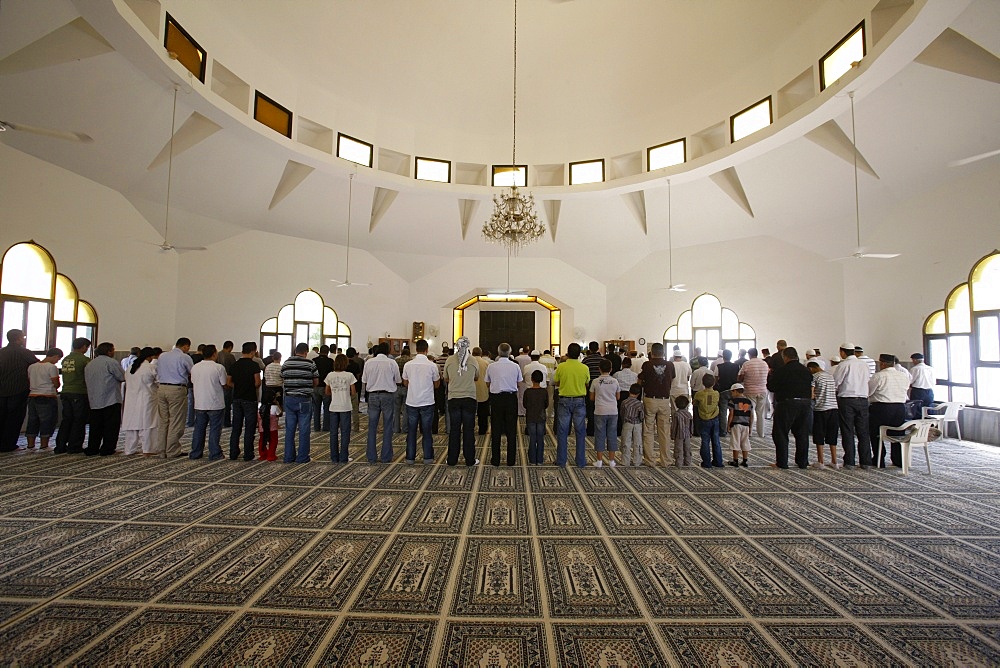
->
xmin=210 ymin=60 xmax=250 ymax=114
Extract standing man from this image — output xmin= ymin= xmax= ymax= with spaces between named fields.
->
xmin=394 ymin=345 xmax=412 ymax=433
xmin=260 ymin=351 xmax=283 ymax=441
xmin=523 ymin=350 xmax=549 ymax=414
xmin=638 ymin=343 xmax=675 ymax=467
xmin=345 ymin=347 xmax=364 ymax=432
xmin=190 ymin=344 xmax=228 ymax=461
xmin=218 ymin=341 xmax=237 ymax=428
xmin=833 ymin=342 xmax=873 ymax=469
xmin=228 ymin=342 xmax=262 ymax=461
xmin=715 ymin=350 xmax=740 ymax=437
xmin=485 ymin=343 xmax=522 ymax=467
xmin=444 ymin=337 xmax=480 ymax=467
xmin=737 ymin=348 xmax=769 ymax=438
xmin=472 ymin=347 xmax=491 ymax=435
xmin=156 ymin=338 xmax=193 ymax=458
xmin=0 ymin=329 xmax=38 ymax=452
xmin=669 ymin=348 xmax=692 ymax=420
xmin=25 ymin=347 xmax=63 ymax=450
xmin=583 ymin=342 xmax=603 ymax=435
xmin=908 ymin=353 xmax=936 ymax=412
xmin=84 ymin=341 xmax=124 ymax=456
xmin=539 ymin=349 xmax=558 ymax=420
xmin=120 ymin=347 xmax=140 ymax=372
xmin=403 ymin=339 xmax=441 ymax=465
xmin=361 ymin=342 xmax=401 ymax=463
xmin=513 ymin=346 xmax=532 ymax=418
xmin=767 ymin=347 xmax=813 ymax=469
xmin=553 ymin=342 xmax=590 ymax=468
xmin=312 ymin=345 xmax=334 ymax=432
xmin=55 ymin=337 xmax=91 ymax=454
xmin=434 ymin=345 xmax=450 ymax=433
xmin=808 ymin=361 xmax=840 ymax=468
xmin=281 ymin=342 xmax=319 ymax=464
xmin=869 ymin=354 xmax=911 ymax=468
xmin=855 ymin=346 xmax=877 ymax=377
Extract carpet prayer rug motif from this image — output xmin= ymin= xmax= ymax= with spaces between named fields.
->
xmin=450 ymin=537 xmax=540 ymax=617
xmin=525 ymin=466 xmax=574 ymax=492
xmin=196 ymin=611 xmax=334 ymax=665
xmin=696 ymin=493 xmax=806 ymax=535
xmin=896 ymin=536 xmax=1000 ymax=589
xmin=573 ymin=467 xmax=630 ymax=493
xmin=0 ymin=476 xmax=60 ymax=499
xmin=16 ymin=480 xmax=156 ymax=519
xmin=351 ymin=535 xmax=457 ymax=613
xmin=756 ymin=537 xmax=939 ymax=618
xmin=81 ymin=481 xmax=207 ymax=521
xmin=0 ymin=520 xmax=81 ymax=567
xmin=200 ymin=485 xmax=305 ymax=526
xmin=805 ymin=492 xmax=936 ymax=536
xmin=751 ymin=468 xmax=839 ymax=492
xmin=0 ymin=603 xmax=135 ymax=666
xmin=540 ymin=538 xmax=640 ymax=618
xmin=255 ymin=531 xmax=386 ymax=610
xmin=588 ymin=493 xmax=670 ymax=536
xmin=317 ymin=616 xmax=433 ymax=666
xmin=662 ymin=467 xmax=734 ymax=492
xmin=328 ymin=489 xmax=413 ymax=532
xmin=273 ymin=461 xmax=340 ymax=486
xmin=686 ymin=537 xmax=838 ymax=618
xmin=0 ymin=603 xmax=30 ymax=626
xmin=614 ymin=538 xmax=741 ymax=618
xmin=71 ymin=608 xmax=231 ymax=665
xmin=65 ymin=526 xmax=249 ymax=602
xmin=866 ymin=623 xmax=1000 ymax=666
xmin=749 ymin=492 xmax=873 ymax=535
xmin=400 ymin=492 xmax=469 ymax=534
xmin=644 ymin=494 xmax=736 ymax=536
xmin=212 ymin=460 xmax=297 ymax=485
xmin=321 ymin=462 xmax=388 ymax=488
xmin=532 ymin=494 xmax=598 ymax=536
xmin=658 ymin=622 xmax=788 ymax=666
xmin=478 ymin=464 xmax=525 ymax=492
xmin=427 ymin=463 xmax=478 ymax=491
xmin=134 ymin=483 xmax=253 ymax=523
xmin=439 ymin=621 xmax=547 ymax=668
xmin=620 ymin=466 xmax=683 ymax=492
xmin=264 ymin=487 xmax=357 ymax=529
xmin=553 ymin=623 xmax=668 ymax=667
xmin=379 ymin=463 xmax=435 ymax=490
xmin=158 ymin=529 xmax=315 ymax=606
xmin=764 ymin=622 xmax=905 ymax=666
xmin=865 ymin=493 xmax=997 ymax=535
xmin=469 ymin=493 xmax=530 ymax=535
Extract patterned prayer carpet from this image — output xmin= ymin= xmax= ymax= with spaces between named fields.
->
xmin=0 ymin=416 xmax=998 ymax=667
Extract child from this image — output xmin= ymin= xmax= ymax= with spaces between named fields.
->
xmin=589 ymin=359 xmax=620 ymax=467
xmin=620 ymin=383 xmax=645 ymax=466
xmin=258 ymin=391 xmax=282 ymax=461
xmin=727 ymin=382 xmax=753 ymax=467
xmin=671 ymin=395 xmax=692 ymax=467
xmin=694 ymin=374 xmax=722 ymax=468
xmin=523 ymin=370 xmax=549 ymax=465
xmin=325 ymin=354 xmax=357 ymax=463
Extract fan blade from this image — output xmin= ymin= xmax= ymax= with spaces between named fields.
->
xmin=1 ymin=120 xmax=92 ymax=143
xmin=170 ymin=245 xmax=207 ymax=251
xmin=335 ymin=281 xmax=371 ymax=288
xmin=948 ymin=148 xmax=1000 ymax=168
xmin=860 ymin=253 xmax=900 ymax=259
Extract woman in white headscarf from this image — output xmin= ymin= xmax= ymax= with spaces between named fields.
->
xmin=121 ymin=347 xmax=159 ymax=455
xmin=443 ymin=336 xmax=480 ymax=466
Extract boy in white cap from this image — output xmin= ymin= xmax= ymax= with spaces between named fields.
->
xmin=727 ymin=383 xmax=753 ymax=467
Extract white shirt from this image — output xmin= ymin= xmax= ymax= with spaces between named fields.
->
xmin=402 ymin=354 xmax=439 ymax=407
xmin=120 ymin=354 xmax=136 ymax=372
xmin=539 ymin=354 xmax=557 ymax=374
xmin=514 ymin=354 xmax=532 ymax=373
xmin=485 ymin=357 xmax=523 ymax=393
xmin=806 ymin=356 xmax=827 ymax=371
xmin=361 ymin=354 xmax=401 ymax=393
xmin=869 ymin=367 xmax=911 ymax=404
xmin=325 ymin=370 xmax=356 ymax=413
xmin=691 ymin=366 xmax=713 ymax=393
xmin=833 ymin=355 xmax=870 ymax=398
xmin=191 ymin=360 xmax=227 ymax=410
xmin=28 ymin=362 xmax=59 ymax=395
xmin=910 ymin=362 xmax=935 ymax=389
xmin=523 ymin=360 xmax=549 ymax=388
xmin=670 ymin=359 xmax=692 ymax=396
xmin=858 ymin=355 xmax=877 ymax=378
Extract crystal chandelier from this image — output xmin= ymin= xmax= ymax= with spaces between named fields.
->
xmin=482 ymin=0 xmax=544 ymax=254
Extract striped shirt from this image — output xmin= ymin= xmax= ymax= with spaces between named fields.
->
xmin=613 ymin=368 xmax=638 ymax=393
xmin=869 ymin=368 xmax=910 ymax=404
xmin=737 ymin=357 xmax=768 ymax=395
xmin=264 ymin=362 xmax=283 ymax=388
xmin=620 ymin=396 xmax=645 ymax=425
xmin=281 ymin=356 xmax=318 ymax=397
xmin=583 ymin=353 xmax=603 ymax=381
xmin=811 ymin=371 xmax=838 ymax=411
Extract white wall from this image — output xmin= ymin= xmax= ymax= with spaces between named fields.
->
xmin=607 ymin=235 xmax=848 ymax=359
xmin=173 ymin=230 xmax=410 ymax=350
xmin=0 ymin=145 xmax=178 ymax=348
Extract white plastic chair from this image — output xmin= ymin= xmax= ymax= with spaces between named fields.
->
xmin=878 ymin=418 xmax=939 ymax=475
xmin=922 ymin=402 xmax=965 ymax=440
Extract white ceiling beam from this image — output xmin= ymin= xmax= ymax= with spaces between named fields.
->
xmin=914 ymin=28 xmax=1000 ymax=85
xmin=544 ymin=200 xmax=561 ymax=242
xmin=621 ymin=191 xmax=648 ymax=234
xmin=268 ymin=160 xmax=315 ymax=210
xmin=709 ymin=167 xmax=754 ymax=218
xmin=369 ymin=187 xmax=398 ymax=232
xmin=458 ymin=199 xmax=480 ymax=240
xmin=0 ymin=18 xmax=113 ymax=76
xmin=147 ymin=113 xmax=223 ymax=171
xmin=804 ymin=121 xmax=879 ymax=179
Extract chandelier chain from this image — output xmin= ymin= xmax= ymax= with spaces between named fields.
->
xmin=512 ymin=0 xmax=517 ymax=168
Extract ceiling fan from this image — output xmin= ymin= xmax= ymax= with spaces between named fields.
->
xmin=832 ymin=90 xmax=899 ymax=262
xmin=331 ymin=172 xmax=370 ymax=288
xmin=0 ymin=120 xmax=93 ymax=143
xmin=662 ymin=179 xmax=687 ymax=291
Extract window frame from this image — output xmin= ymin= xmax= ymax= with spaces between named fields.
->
xmin=730 ymin=96 xmax=773 ymax=143
xmin=337 ymin=132 xmax=374 ymax=168
xmin=819 ymin=21 xmax=866 ymax=91
xmin=415 ymin=156 xmax=452 ymax=183
xmin=647 ymin=138 xmax=686 ymax=171
xmin=568 ymin=159 xmax=605 ymax=185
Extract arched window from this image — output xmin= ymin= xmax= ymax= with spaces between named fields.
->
xmin=0 ymin=241 xmax=98 ymax=359
xmin=663 ymin=293 xmax=756 ymax=361
xmin=260 ymin=289 xmax=351 ymax=361
xmin=925 ymin=250 xmax=1000 ymax=408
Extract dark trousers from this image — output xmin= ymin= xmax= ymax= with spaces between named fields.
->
xmin=773 ymin=399 xmax=812 ymax=468
xmin=86 ymin=403 xmax=122 ymax=456
xmin=229 ymin=399 xmax=258 ymax=460
xmin=870 ymin=402 xmax=906 ymax=467
xmin=56 ymin=393 xmax=89 ymax=452
xmin=910 ymin=387 xmax=934 ymax=412
xmin=490 ymin=392 xmax=518 ymax=466
xmin=838 ymin=396 xmax=871 ymax=466
xmin=313 ymin=387 xmax=331 ymax=431
xmin=0 ymin=391 xmax=29 ymax=452
xmin=477 ymin=399 xmax=490 ymax=435
xmin=585 ymin=394 xmax=596 ymax=436
xmin=433 ymin=384 xmax=447 ymax=434
xmin=26 ymin=396 xmax=58 ymax=437
xmin=812 ymin=408 xmax=839 ymax=445
xmin=223 ymin=386 xmax=233 ymax=427
xmin=718 ymin=391 xmax=731 ymax=437
xmin=447 ymin=397 xmax=477 ymax=466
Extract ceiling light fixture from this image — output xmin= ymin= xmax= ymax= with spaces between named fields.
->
xmin=482 ymin=0 xmax=544 ymax=255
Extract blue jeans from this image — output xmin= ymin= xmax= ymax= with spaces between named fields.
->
xmin=699 ymin=416 xmax=722 ymax=467
xmin=406 ymin=404 xmax=435 ymax=463
xmin=26 ymin=396 xmax=58 ymax=437
xmin=556 ymin=396 xmax=587 ymax=467
xmin=527 ymin=421 xmax=545 ymax=464
xmin=594 ymin=414 xmax=618 ymax=453
xmin=229 ymin=399 xmax=258 ymax=460
xmin=191 ymin=409 xmax=224 ymax=460
xmin=283 ymin=394 xmax=312 ymax=463
xmin=366 ymin=391 xmax=396 ymax=463
xmin=329 ymin=411 xmax=351 ymax=462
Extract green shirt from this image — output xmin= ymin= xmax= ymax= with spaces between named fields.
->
xmin=694 ymin=388 xmax=720 ymax=420
xmin=553 ymin=358 xmax=590 ymax=397
xmin=60 ymin=351 xmax=90 ymax=395
xmin=443 ymin=354 xmax=479 ymax=400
